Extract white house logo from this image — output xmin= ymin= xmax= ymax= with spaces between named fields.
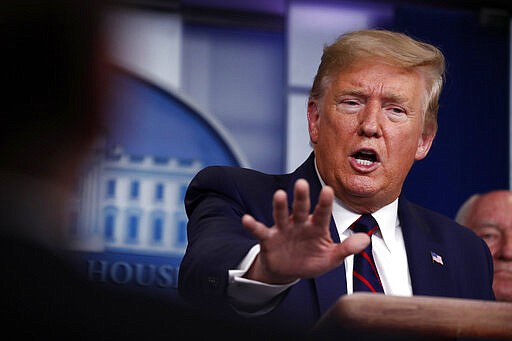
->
xmin=67 ymin=145 xmax=201 ymax=291
xmin=65 ymin=67 xmax=247 ymax=303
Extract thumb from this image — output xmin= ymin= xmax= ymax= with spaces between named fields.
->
xmin=335 ymin=232 xmax=370 ymax=260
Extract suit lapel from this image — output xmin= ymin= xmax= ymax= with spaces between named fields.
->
xmin=287 ymin=156 xmax=455 ymax=313
xmin=288 ymin=153 xmax=347 ymax=316
xmin=399 ymin=197 xmax=454 ymax=296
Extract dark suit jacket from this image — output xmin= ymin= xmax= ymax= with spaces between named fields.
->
xmin=179 ymin=152 xmax=495 ymax=333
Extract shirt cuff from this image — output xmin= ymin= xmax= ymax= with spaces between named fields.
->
xmin=227 ymin=244 xmax=298 ymax=316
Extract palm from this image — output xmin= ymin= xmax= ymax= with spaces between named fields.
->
xmin=242 ymin=179 xmax=369 ymax=284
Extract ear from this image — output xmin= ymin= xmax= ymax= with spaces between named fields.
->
xmin=415 ymin=131 xmax=435 ymax=160
xmin=308 ymin=99 xmax=320 ymax=144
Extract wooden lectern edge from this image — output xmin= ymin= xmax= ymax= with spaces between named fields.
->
xmin=312 ymin=293 xmax=512 ymax=340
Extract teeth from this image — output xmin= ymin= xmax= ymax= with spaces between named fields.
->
xmin=356 ymin=158 xmax=373 ymax=166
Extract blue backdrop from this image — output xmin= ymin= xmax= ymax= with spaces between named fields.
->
xmin=395 ymin=5 xmax=509 ymax=219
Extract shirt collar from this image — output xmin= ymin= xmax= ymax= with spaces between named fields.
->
xmin=314 ymin=158 xmax=399 ymax=253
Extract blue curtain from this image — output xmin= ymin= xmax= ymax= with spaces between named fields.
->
xmin=395 ymin=5 xmax=510 ymax=218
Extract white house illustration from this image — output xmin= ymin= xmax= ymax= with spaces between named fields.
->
xmin=67 ymin=145 xmax=202 ymax=256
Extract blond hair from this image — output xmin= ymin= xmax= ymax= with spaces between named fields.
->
xmin=309 ymin=29 xmax=445 ymax=135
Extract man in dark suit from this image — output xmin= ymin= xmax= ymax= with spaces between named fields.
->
xmin=178 ymin=29 xmax=495 ymax=334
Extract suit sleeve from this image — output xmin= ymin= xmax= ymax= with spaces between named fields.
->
xmin=177 ymin=166 xmax=260 ymax=307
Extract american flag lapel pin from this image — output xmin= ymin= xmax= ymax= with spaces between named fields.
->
xmin=431 ymin=251 xmax=444 ymax=265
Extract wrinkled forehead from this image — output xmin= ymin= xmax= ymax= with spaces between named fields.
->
xmin=471 ymin=193 xmax=512 ymax=224
xmin=326 ymin=60 xmax=429 ymax=107
xmin=330 ymin=57 xmax=426 ymax=83
xmin=478 ymin=192 xmax=512 ymax=208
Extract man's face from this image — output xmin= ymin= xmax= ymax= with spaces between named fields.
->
xmin=308 ymin=59 xmax=434 ymax=213
xmin=465 ymin=191 xmax=512 ymax=302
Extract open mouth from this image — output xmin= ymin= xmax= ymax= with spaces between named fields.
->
xmin=352 ymin=150 xmax=379 ymax=166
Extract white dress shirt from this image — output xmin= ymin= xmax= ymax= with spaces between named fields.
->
xmin=331 ymin=196 xmax=412 ymax=296
xmin=227 ymin=162 xmax=412 ymax=314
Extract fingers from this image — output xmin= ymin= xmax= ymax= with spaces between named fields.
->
xmin=245 ymin=179 xmax=331 ymax=242
xmin=292 ymin=179 xmax=310 ymax=224
xmin=245 ymin=187 xmax=289 ymax=240
xmin=242 ymin=214 xmax=269 ymax=241
xmin=334 ymin=233 xmax=370 ymax=260
xmin=273 ymin=189 xmax=289 ymax=228
xmin=312 ymin=185 xmax=334 ymax=228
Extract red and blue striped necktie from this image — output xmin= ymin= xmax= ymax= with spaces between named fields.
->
xmin=351 ymin=214 xmax=384 ymax=293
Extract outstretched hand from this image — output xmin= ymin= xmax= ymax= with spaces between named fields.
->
xmin=242 ymin=178 xmax=370 ymax=284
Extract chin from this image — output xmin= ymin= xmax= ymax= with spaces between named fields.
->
xmin=494 ymin=290 xmax=512 ymax=302
xmin=344 ymin=177 xmax=381 ymax=197
xmin=493 ymin=278 xmax=512 ymax=302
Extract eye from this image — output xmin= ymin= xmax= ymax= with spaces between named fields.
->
xmin=345 ymin=100 xmax=359 ymax=106
xmin=477 ymin=227 xmax=501 ymax=245
xmin=384 ymin=106 xmax=407 ymax=122
xmin=336 ymin=99 xmax=362 ymax=113
xmin=341 ymin=99 xmax=361 ymax=108
xmin=480 ymin=233 xmax=499 ymax=244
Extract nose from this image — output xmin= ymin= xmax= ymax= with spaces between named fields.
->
xmin=358 ymin=102 xmax=382 ymax=138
